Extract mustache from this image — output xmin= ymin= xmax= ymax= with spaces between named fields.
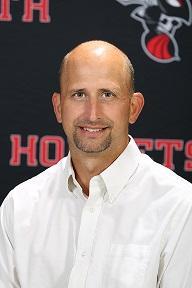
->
xmin=74 ymin=119 xmax=113 ymax=128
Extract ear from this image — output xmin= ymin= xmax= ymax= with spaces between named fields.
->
xmin=52 ymin=92 xmax=62 ymax=123
xmin=129 ymin=92 xmax=144 ymax=124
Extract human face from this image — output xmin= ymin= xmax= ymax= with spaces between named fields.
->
xmin=53 ymin=51 xmax=142 ymax=158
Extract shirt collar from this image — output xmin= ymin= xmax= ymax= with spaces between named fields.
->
xmin=62 ymin=153 xmax=89 ymax=200
xmin=63 ymin=135 xmax=141 ymax=202
xmin=100 ymin=135 xmax=141 ymax=203
xmin=62 ymin=154 xmax=80 ymax=193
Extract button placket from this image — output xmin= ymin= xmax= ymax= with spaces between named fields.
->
xmin=68 ymin=176 xmax=105 ymax=288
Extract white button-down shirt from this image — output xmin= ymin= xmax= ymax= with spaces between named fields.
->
xmin=1 ymin=136 xmax=192 ymax=288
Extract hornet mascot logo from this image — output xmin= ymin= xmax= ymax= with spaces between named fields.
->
xmin=115 ymin=0 xmax=192 ymax=63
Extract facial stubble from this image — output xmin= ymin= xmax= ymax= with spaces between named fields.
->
xmin=72 ymin=119 xmax=113 ymax=153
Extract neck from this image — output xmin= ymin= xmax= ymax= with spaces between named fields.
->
xmin=70 ymin=143 xmax=128 ymax=196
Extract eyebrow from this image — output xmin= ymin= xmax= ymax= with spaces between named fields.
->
xmin=69 ymin=88 xmax=86 ymax=93
xmin=99 ymin=87 xmax=121 ymax=94
xmin=69 ymin=87 xmax=120 ymax=93
xmin=68 ymin=86 xmax=121 ymax=94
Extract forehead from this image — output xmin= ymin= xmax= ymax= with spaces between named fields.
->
xmin=61 ymin=50 xmax=130 ymax=89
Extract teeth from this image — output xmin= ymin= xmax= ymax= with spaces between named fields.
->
xmin=83 ymin=128 xmax=102 ymax=132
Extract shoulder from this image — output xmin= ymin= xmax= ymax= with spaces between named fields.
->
xmin=1 ymin=156 xmax=68 ymax=208
xmin=137 ymin=153 xmax=192 ymax=202
xmin=0 ymin=157 xmax=69 ymax=241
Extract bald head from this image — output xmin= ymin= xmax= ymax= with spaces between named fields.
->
xmin=59 ymin=40 xmax=135 ymax=93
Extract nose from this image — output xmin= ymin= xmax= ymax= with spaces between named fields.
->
xmin=85 ymin=98 xmax=101 ymax=122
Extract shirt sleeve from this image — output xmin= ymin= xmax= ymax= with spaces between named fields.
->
xmin=0 ymin=195 xmax=20 ymax=288
xmin=158 ymin=194 xmax=192 ymax=288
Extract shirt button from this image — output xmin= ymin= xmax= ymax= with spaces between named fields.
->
xmin=81 ymin=251 xmax=86 ymax=257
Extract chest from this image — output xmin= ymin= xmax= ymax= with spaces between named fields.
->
xmin=14 ymin=192 xmax=168 ymax=288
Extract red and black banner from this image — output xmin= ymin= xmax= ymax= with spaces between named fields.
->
xmin=0 ymin=0 xmax=191 ymax=204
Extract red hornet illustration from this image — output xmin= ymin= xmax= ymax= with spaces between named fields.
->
xmin=115 ymin=0 xmax=192 ymax=63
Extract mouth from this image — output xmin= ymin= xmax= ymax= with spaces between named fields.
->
xmin=78 ymin=126 xmax=108 ymax=137
xmin=82 ymin=127 xmax=104 ymax=132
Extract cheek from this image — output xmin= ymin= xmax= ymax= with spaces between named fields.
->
xmin=119 ymin=102 xmax=130 ymax=121
xmin=62 ymin=110 xmax=72 ymax=122
xmin=61 ymin=103 xmax=82 ymax=132
xmin=62 ymin=113 xmax=74 ymax=134
xmin=107 ymin=105 xmax=129 ymax=127
xmin=60 ymin=105 xmax=73 ymax=130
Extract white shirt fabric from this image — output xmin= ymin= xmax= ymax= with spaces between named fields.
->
xmin=1 ymin=136 xmax=192 ymax=288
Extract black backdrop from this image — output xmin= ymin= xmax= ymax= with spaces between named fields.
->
xmin=0 ymin=0 xmax=192 ymax=204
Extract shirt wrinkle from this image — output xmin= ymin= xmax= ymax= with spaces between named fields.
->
xmin=65 ymin=136 xmax=141 ymax=203
xmin=1 ymin=135 xmax=192 ymax=288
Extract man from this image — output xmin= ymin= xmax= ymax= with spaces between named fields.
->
xmin=0 ymin=40 xmax=192 ymax=288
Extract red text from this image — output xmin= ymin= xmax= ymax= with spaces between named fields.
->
xmin=0 ymin=0 xmax=50 ymax=23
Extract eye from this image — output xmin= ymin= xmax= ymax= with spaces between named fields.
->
xmin=101 ymin=91 xmax=115 ymax=100
xmin=72 ymin=91 xmax=86 ymax=99
xmin=103 ymin=92 xmax=113 ymax=97
xmin=161 ymin=18 xmax=167 ymax=24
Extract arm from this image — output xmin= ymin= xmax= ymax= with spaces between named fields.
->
xmin=0 ymin=196 xmax=20 ymax=288
xmin=158 ymin=196 xmax=192 ymax=288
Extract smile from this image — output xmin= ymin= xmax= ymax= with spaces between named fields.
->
xmin=83 ymin=128 xmax=103 ymax=132
xmin=78 ymin=126 xmax=108 ymax=136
